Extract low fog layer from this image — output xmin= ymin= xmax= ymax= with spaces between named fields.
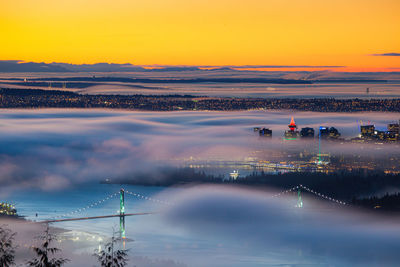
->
xmin=0 ymin=109 xmax=399 ymax=195
xmin=160 ymin=185 xmax=400 ymax=266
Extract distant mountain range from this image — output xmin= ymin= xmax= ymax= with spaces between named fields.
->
xmin=0 ymin=61 xmax=235 ymax=72
xmin=0 ymin=61 xmax=397 ymax=83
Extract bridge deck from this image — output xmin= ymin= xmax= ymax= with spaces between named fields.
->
xmin=44 ymin=212 xmax=155 ymax=223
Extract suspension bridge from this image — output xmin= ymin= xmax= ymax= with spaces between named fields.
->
xmin=39 ymin=189 xmax=174 ymax=238
xmin=39 ymin=185 xmax=346 ymax=239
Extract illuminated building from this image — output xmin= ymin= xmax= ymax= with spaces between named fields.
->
xmin=386 ymin=131 xmax=398 ymax=142
xmin=259 ymin=128 xmax=272 ymax=137
xmin=374 ymin=130 xmax=386 ymax=141
xmin=328 ymin=127 xmax=341 ymax=139
xmin=360 ymin=125 xmax=375 ymax=138
xmin=284 ymin=117 xmax=299 ymax=139
xmin=288 ymin=117 xmax=297 ymax=131
xmin=387 ymin=122 xmax=400 ymax=141
xmin=387 ymin=122 xmax=400 ymax=133
xmin=319 ymin=126 xmax=341 ymax=140
xmin=319 ymin=126 xmax=329 ymax=139
xmin=300 ymin=127 xmax=314 ymax=138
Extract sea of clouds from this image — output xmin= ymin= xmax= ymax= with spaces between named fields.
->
xmin=0 ymin=108 xmax=399 ymax=194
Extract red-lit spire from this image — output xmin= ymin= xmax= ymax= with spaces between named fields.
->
xmin=288 ymin=116 xmax=297 ymax=131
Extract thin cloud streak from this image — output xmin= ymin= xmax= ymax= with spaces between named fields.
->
xmin=371 ymin=53 xmax=400 ymax=56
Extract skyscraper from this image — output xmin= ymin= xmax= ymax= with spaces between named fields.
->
xmin=284 ymin=117 xmax=300 ymax=139
xmin=300 ymin=127 xmax=315 ymax=138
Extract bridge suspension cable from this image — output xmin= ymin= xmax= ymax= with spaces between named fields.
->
xmin=269 ymin=184 xmax=346 ymax=205
xmin=269 ymin=185 xmax=300 ymax=199
xmin=50 ymin=191 xmax=120 ymax=220
xmin=298 ymin=184 xmax=346 ymax=205
xmin=124 ymin=190 xmax=174 ymax=206
xmin=48 ymin=190 xmax=171 ymax=221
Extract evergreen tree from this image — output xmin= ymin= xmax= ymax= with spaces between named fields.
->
xmin=0 ymin=225 xmax=17 ymax=267
xmin=94 ymin=231 xmax=128 ymax=267
xmin=27 ymin=224 xmax=69 ymax=267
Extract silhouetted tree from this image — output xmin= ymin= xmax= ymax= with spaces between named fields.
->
xmin=0 ymin=225 xmax=17 ymax=267
xmin=27 ymin=224 xmax=69 ymax=267
xmin=94 ymin=230 xmax=128 ymax=267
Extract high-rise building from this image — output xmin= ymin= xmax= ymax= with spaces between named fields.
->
xmin=284 ymin=117 xmax=299 ymax=139
xmin=375 ymin=130 xmax=387 ymax=141
xmin=387 ymin=122 xmax=400 ymax=133
xmin=288 ymin=117 xmax=297 ymax=131
xmin=319 ymin=126 xmax=341 ymax=140
xmin=387 ymin=122 xmax=400 ymax=141
xmin=386 ymin=131 xmax=398 ymax=142
xmin=259 ymin=128 xmax=272 ymax=137
xmin=328 ymin=127 xmax=341 ymax=139
xmin=360 ymin=125 xmax=375 ymax=138
xmin=319 ymin=126 xmax=329 ymax=139
xmin=300 ymin=127 xmax=314 ymax=138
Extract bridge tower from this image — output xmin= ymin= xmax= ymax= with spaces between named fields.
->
xmin=296 ymin=188 xmax=303 ymax=208
xmin=120 ymin=189 xmax=125 ymax=238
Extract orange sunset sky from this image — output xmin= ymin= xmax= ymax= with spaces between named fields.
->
xmin=1 ymin=0 xmax=399 ymax=71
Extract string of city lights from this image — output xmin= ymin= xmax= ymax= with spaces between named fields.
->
xmin=124 ymin=190 xmax=174 ymax=206
xmin=50 ymin=192 xmax=120 ymax=220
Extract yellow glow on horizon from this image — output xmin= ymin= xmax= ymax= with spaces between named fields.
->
xmin=1 ymin=0 xmax=399 ymax=70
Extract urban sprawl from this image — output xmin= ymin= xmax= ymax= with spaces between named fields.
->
xmin=0 ymin=88 xmax=400 ymax=112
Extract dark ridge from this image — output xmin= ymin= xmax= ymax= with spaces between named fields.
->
xmin=1 ymin=82 xmax=97 ymax=89
xmin=111 ymin=168 xmax=400 ymax=203
xmin=0 ymin=61 xmax=70 ymax=72
xmin=0 ymin=81 xmax=159 ymax=90
xmin=352 ymin=193 xmax=400 ymax=211
xmin=0 ymin=88 xmax=77 ymax=96
xmin=31 ymin=77 xmax=313 ymax=84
